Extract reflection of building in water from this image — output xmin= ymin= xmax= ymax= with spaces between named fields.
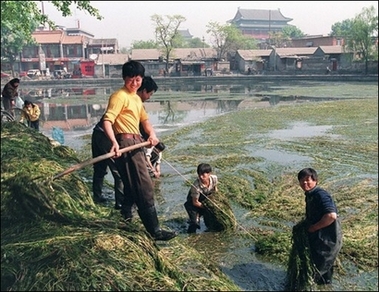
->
xmin=39 ymin=103 xmax=106 ymax=130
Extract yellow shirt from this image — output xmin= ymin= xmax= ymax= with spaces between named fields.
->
xmin=20 ymin=104 xmax=40 ymax=122
xmin=103 ymin=86 xmax=148 ymax=134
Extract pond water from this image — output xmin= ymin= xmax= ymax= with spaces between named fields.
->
xmin=18 ymin=80 xmax=377 ymax=291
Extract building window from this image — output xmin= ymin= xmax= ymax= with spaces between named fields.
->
xmin=23 ymin=46 xmax=38 ymax=58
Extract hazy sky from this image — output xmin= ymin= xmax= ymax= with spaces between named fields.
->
xmin=42 ymin=1 xmax=378 ymax=48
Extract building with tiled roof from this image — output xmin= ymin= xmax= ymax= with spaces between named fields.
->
xmin=229 ymin=8 xmax=293 ymax=43
xmin=178 ymin=29 xmax=193 ymax=40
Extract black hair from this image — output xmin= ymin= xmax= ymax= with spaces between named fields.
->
xmin=122 ymin=61 xmax=145 ymax=79
xmin=138 ymin=76 xmax=158 ymax=93
xmin=10 ymin=78 xmax=20 ymax=86
xmin=297 ymin=168 xmax=318 ymax=181
xmin=24 ymin=100 xmax=33 ymax=106
xmin=197 ymin=163 xmax=212 ymax=176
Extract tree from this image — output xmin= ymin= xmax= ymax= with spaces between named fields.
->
xmin=330 ymin=19 xmax=354 ymax=37
xmin=331 ymin=6 xmax=378 ymax=74
xmin=151 ymin=14 xmax=186 ymax=73
xmin=187 ymin=37 xmax=210 ymax=49
xmin=1 ymin=1 xmax=102 ymax=75
xmin=282 ymin=25 xmax=304 ymax=39
xmin=131 ymin=40 xmax=158 ymax=49
xmin=267 ymin=26 xmax=304 ymax=48
xmin=268 ymin=31 xmax=290 ymax=48
xmin=206 ymin=21 xmax=257 ymax=60
xmin=347 ymin=6 xmax=378 ymax=74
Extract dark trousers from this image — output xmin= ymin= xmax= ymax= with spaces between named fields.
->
xmin=28 ymin=120 xmax=40 ymax=131
xmin=309 ymin=219 xmax=342 ymax=284
xmin=115 ymin=135 xmax=155 ymax=216
xmin=91 ymin=129 xmax=124 ymax=204
xmin=2 ymin=98 xmax=13 ymax=111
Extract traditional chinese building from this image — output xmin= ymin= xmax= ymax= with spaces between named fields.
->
xmin=229 ymin=8 xmax=293 ymax=43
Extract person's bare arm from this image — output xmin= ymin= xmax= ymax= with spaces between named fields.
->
xmin=192 ymin=196 xmax=203 ymax=208
xmin=155 ymin=163 xmax=161 ymax=178
xmin=103 ymin=120 xmax=120 ymax=157
xmin=141 ymin=119 xmax=158 ymax=146
xmin=308 ymin=212 xmax=337 ymax=233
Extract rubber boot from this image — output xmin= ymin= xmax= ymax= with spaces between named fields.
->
xmin=138 ymin=206 xmax=177 ymax=241
xmin=184 ymin=203 xmax=200 ymax=233
xmin=114 ymin=182 xmax=124 ymax=210
xmin=92 ymin=177 xmax=107 ymax=203
xmin=121 ymin=204 xmax=134 ymax=222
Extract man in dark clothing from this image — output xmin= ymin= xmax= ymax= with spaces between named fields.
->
xmin=91 ymin=116 xmax=124 ymax=209
xmin=2 ymin=78 xmax=20 ymax=112
xmin=298 ymin=168 xmax=342 ymax=285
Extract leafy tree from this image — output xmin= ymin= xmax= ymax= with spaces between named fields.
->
xmin=346 ymin=6 xmax=378 ymax=74
xmin=1 ymin=1 xmax=102 ymax=75
xmin=268 ymin=26 xmax=304 ymax=48
xmin=206 ymin=21 xmax=257 ymax=60
xmin=131 ymin=40 xmax=158 ymax=49
xmin=331 ymin=6 xmax=378 ymax=74
xmin=151 ymin=14 xmax=186 ymax=72
xmin=330 ymin=19 xmax=354 ymax=37
xmin=187 ymin=37 xmax=210 ymax=48
xmin=282 ymin=25 xmax=304 ymax=38
xmin=268 ymin=31 xmax=290 ymax=48
xmin=172 ymin=34 xmax=210 ymax=49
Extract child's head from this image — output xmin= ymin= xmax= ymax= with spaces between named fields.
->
xmin=24 ymin=100 xmax=33 ymax=109
xmin=197 ymin=163 xmax=212 ymax=176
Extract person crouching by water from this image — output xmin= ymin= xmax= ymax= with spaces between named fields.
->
xmin=184 ymin=163 xmax=218 ymax=233
xmin=298 ymin=167 xmax=342 ymax=285
xmin=20 ymin=100 xmax=41 ymax=131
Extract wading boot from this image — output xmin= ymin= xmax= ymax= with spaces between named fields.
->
xmin=186 ymin=208 xmax=200 ymax=234
xmin=138 ymin=206 xmax=177 ymax=241
xmin=92 ymin=177 xmax=107 ymax=203
xmin=121 ymin=204 xmax=134 ymax=223
xmin=114 ymin=176 xmax=124 ymax=210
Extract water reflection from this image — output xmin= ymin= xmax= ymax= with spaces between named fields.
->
xmin=17 ymin=82 xmax=346 ymax=134
xmin=36 ymin=99 xmax=243 ymax=132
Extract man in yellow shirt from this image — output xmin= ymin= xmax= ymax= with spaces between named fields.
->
xmin=102 ymin=61 xmax=176 ymax=241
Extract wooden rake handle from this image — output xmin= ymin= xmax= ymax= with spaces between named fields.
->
xmin=53 ymin=141 xmax=151 ymax=180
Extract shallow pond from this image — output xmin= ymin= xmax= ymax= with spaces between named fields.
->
xmin=33 ymin=80 xmax=377 ymax=291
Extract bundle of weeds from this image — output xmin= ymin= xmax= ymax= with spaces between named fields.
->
xmin=202 ymin=192 xmax=237 ymax=232
xmin=284 ymin=219 xmax=316 ymax=291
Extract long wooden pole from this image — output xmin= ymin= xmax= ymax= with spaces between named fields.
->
xmin=53 ymin=141 xmax=151 ymax=180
